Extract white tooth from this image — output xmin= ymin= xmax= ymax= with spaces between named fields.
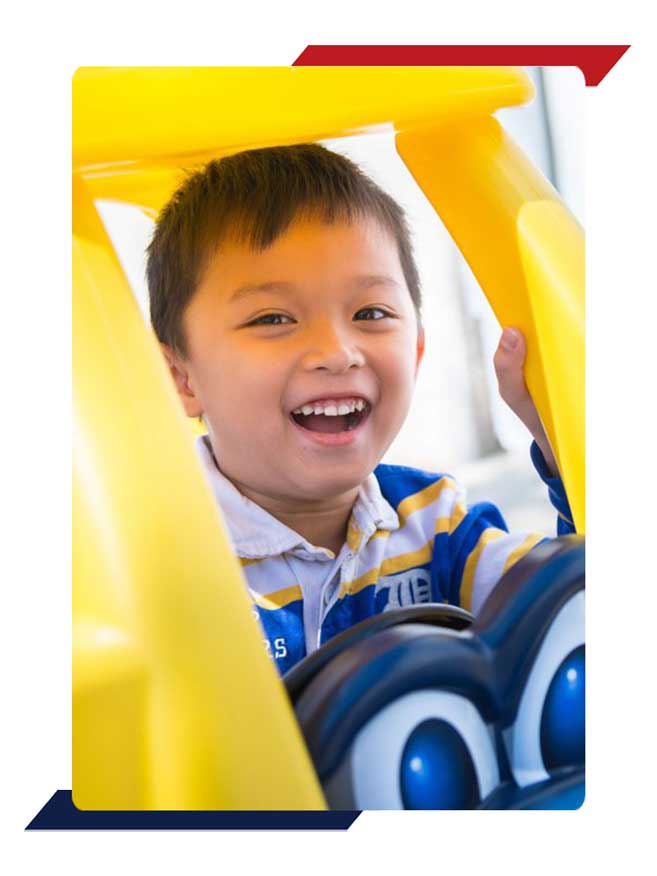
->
xmin=337 ymin=404 xmax=351 ymax=415
xmin=356 ymin=399 xmax=365 ymax=411
xmin=293 ymin=407 xmax=302 ymax=414
xmin=324 ymin=405 xmax=338 ymax=416
xmin=314 ymin=405 xmax=324 ymax=415
xmin=301 ymin=405 xmax=314 ymax=415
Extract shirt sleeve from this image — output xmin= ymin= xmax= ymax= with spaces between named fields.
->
xmin=444 ymin=443 xmax=575 ymax=614
xmin=529 ymin=440 xmax=576 ymax=535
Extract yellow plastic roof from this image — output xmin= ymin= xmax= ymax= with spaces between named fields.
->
xmin=73 ymin=66 xmax=533 ymax=172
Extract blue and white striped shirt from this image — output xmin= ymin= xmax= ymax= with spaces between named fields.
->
xmin=196 ymin=436 xmax=574 ymax=675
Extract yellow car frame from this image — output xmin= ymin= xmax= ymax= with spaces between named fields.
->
xmin=72 ymin=66 xmax=584 ymax=810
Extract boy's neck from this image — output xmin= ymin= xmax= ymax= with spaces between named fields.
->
xmin=228 ymin=477 xmax=358 ymax=556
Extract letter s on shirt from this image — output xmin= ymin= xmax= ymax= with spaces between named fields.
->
xmin=263 ymin=637 xmax=288 ymax=660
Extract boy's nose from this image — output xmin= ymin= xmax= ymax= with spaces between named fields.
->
xmin=301 ymin=325 xmax=366 ymax=373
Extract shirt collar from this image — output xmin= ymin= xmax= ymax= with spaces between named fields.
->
xmin=195 ymin=435 xmax=399 ymax=560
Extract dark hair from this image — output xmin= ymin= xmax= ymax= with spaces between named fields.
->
xmin=147 ymin=143 xmax=422 ymax=356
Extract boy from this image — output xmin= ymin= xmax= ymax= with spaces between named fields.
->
xmin=147 ymin=144 xmax=574 ymax=675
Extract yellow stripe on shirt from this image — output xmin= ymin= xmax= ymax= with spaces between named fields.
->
xmin=435 ymin=499 xmax=467 ymax=535
xmin=459 ymin=528 xmax=508 ymax=612
xmin=346 ymin=519 xmax=364 ymax=552
xmin=341 ymin=491 xmax=467 ymax=600
xmin=501 ymin=532 xmax=545 ymax=576
xmin=251 ymin=584 xmax=303 ymax=610
xmin=339 ymin=565 xmax=380 ymax=599
xmin=368 ymin=484 xmax=464 ymax=547
xmin=340 ymin=538 xmax=434 ymax=598
xmin=381 ymin=540 xmax=433 ymax=577
xmin=395 ymin=477 xmax=458 ymax=525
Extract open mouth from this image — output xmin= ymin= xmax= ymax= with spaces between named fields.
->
xmin=290 ymin=398 xmax=371 ymax=434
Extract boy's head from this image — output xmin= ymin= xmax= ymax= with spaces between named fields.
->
xmin=147 ymin=144 xmax=425 ymax=506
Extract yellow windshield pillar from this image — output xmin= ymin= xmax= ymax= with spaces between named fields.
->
xmin=397 ymin=118 xmax=585 ymax=531
xmin=73 ymin=175 xmax=326 ymax=809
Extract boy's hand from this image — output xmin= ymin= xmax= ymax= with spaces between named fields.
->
xmin=493 ymin=327 xmax=559 ymax=477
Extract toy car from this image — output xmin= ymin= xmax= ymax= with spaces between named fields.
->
xmin=72 ymin=66 xmax=584 ymax=810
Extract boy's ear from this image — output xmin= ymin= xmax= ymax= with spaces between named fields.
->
xmin=415 ymin=326 xmax=425 ymax=376
xmin=160 ymin=344 xmax=204 ymax=418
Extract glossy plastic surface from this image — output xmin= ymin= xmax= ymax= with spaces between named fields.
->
xmin=73 ymin=175 xmax=325 ymax=809
xmin=73 ymin=66 xmax=531 ymax=170
xmin=397 ymin=118 xmax=584 ymax=530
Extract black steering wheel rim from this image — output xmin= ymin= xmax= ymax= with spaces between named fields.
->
xmin=284 ymin=602 xmax=473 ymax=704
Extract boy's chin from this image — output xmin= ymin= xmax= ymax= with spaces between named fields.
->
xmin=287 ymin=467 xmax=372 ymax=503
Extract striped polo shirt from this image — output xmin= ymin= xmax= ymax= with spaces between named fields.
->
xmin=196 ymin=436 xmax=574 ymax=675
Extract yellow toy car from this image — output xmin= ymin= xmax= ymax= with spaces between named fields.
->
xmin=72 ymin=66 xmax=583 ymax=812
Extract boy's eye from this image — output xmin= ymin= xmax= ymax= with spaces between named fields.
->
xmin=246 ymin=313 xmax=295 ymax=327
xmin=354 ymin=307 xmax=393 ymax=321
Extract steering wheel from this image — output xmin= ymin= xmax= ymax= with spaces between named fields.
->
xmin=284 ymin=602 xmax=473 ymax=704
xmin=283 ymin=537 xmax=584 ymax=810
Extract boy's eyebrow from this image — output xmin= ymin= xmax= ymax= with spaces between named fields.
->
xmin=351 ymin=274 xmax=402 ymax=291
xmin=229 ymin=281 xmax=295 ymax=303
xmin=229 ymin=275 xmax=401 ymax=303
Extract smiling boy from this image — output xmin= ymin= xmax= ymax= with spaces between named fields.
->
xmin=147 ymin=144 xmax=573 ymax=674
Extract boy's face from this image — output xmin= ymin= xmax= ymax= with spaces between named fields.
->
xmin=167 ymin=216 xmax=424 ymax=506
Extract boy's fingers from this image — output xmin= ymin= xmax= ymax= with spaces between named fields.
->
xmin=494 ymin=327 xmax=530 ymax=409
xmin=499 ymin=327 xmax=523 ymax=356
xmin=494 ymin=327 xmax=555 ymax=470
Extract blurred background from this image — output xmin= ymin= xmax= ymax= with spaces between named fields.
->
xmin=96 ymin=66 xmax=584 ymax=534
